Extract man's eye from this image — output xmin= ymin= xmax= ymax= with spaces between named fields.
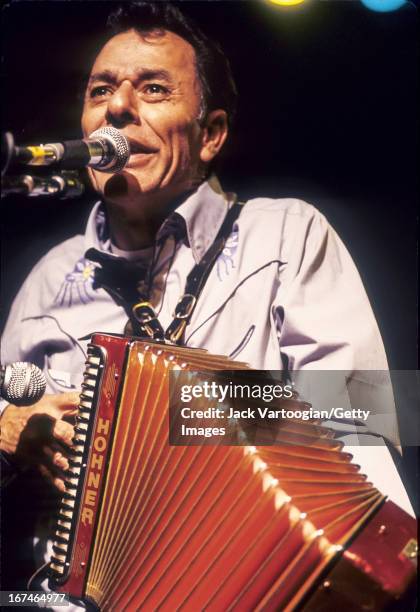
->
xmin=143 ymin=83 xmax=169 ymax=98
xmin=90 ymin=85 xmax=112 ymax=98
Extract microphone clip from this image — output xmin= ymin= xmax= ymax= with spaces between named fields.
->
xmin=1 ymin=170 xmax=85 ymax=200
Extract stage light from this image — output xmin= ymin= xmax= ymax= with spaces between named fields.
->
xmin=267 ymin=0 xmax=306 ymax=6
xmin=360 ymin=0 xmax=407 ymax=11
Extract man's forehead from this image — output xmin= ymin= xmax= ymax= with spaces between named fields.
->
xmin=90 ymin=28 xmax=197 ymax=78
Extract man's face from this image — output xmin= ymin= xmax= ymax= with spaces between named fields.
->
xmin=82 ymin=29 xmax=206 ymax=210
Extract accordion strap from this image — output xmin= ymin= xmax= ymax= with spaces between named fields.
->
xmin=132 ymin=200 xmax=243 ymax=344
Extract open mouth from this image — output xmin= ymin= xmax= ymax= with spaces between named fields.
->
xmin=124 ymin=139 xmax=159 ymax=169
xmin=127 ymin=139 xmax=158 ymax=155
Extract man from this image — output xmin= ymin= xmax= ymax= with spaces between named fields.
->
xmin=0 ymin=0 xmax=412 ymax=582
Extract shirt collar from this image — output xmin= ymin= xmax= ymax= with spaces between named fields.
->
xmin=84 ymin=201 xmax=111 ymax=254
xmin=84 ymin=176 xmax=235 ymax=264
xmin=158 ymin=176 xmax=234 ymax=263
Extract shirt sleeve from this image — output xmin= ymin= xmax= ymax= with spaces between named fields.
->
xmin=1 ymin=272 xmax=35 ymax=365
xmin=275 ymin=209 xmax=388 ymax=371
xmin=0 ymin=279 xmax=32 ymax=415
xmin=274 ymin=208 xmax=400 ymax=445
xmin=0 ymin=261 xmax=64 ymax=406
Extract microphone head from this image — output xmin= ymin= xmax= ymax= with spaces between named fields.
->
xmin=89 ymin=127 xmax=130 ymax=173
xmin=2 ymin=362 xmax=47 ymax=406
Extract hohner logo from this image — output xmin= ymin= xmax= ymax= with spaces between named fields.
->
xmin=81 ymin=417 xmax=110 ymax=526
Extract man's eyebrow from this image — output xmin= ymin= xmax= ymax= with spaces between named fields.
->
xmin=138 ymin=69 xmax=173 ymax=84
xmin=88 ymin=70 xmax=117 ymax=86
xmin=88 ymin=69 xmax=174 ymax=86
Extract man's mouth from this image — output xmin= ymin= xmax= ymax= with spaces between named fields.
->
xmin=127 ymin=139 xmax=158 ymax=155
xmin=123 ymin=139 xmax=159 ymax=169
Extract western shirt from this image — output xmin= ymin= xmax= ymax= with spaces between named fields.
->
xmin=1 ymin=177 xmax=398 ymax=441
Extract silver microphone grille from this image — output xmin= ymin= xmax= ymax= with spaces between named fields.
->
xmin=3 ymin=362 xmax=47 ymax=406
xmin=89 ymin=127 xmax=130 ymax=173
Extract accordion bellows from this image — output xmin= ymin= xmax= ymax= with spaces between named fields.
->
xmin=49 ymin=333 xmax=417 ymax=611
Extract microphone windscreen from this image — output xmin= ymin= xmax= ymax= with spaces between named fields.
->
xmin=89 ymin=127 xmax=130 ymax=173
xmin=2 ymin=362 xmax=46 ymax=406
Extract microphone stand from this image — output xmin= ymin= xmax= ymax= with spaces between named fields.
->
xmin=1 ymin=131 xmax=85 ymax=200
xmin=1 ymin=172 xmax=85 ymax=199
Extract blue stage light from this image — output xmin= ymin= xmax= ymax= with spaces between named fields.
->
xmin=360 ymin=0 xmax=407 ymax=12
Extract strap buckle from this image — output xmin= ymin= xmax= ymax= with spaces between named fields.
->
xmin=165 ymin=294 xmax=197 ymax=344
xmin=132 ymin=301 xmax=165 ymax=340
xmin=172 ymin=294 xmax=197 ymax=319
xmin=132 ymin=301 xmax=156 ymax=323
xmin=165 ymin=320 xmax=187 ymax=344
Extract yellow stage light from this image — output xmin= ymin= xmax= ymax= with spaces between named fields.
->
xmin=267 ymin=0 xmax=306 ymax=6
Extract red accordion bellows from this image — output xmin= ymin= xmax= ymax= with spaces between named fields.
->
xmin=49 ymin=333 xmax=417 ymax=611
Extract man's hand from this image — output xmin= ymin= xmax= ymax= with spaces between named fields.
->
xmin=0 ymin=392 xmax=80 ymax=491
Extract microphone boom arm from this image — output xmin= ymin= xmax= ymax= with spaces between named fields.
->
xmin=1 ymin=171 xmax=84 ymax=199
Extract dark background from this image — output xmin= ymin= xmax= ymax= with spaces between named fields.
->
xmin=1 ymin=1 xmax=418 ymax=486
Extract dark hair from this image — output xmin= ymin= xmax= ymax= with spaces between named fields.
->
xmin=107 ymin=2 xmax=237 ymax=126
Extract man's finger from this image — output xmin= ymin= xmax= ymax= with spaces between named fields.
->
xmin=42 ymin=445 xmax=70 ymax=472
xmin=52 ymin=419 xmax=75 ymax=447
xmin=47 ymin=392 xmax=80 ymax=419
xmin=39 ymin=464 xmax=66 ymax=493
xmin=59 ymin=391 xmax=80 ymax=406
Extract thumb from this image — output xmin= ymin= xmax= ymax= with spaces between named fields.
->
xmin=48 ymin=392 xmax=80 ymax=418
xmin=60 ymin=391 xmax=81 ymax=405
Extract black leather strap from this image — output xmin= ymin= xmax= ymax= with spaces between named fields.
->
xmin=164 ymin=201 xmax=243 ymax=343
xmin=88 ymin=202 xmax=243 ymax=343
xmin=86 ymin=248 xmax=148 ymax=311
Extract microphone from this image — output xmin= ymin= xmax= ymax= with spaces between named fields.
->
xmin=13 ymin=127 xmax=130 ymax=173
xmin=1 ymin=171 xmax=84 ymax=199
xmin=0 ymin=362 xmax=47 ymax=406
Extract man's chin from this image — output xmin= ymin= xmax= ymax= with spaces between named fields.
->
xmin=103 ymin=173 xmax=133 ymax=200
xmin=97 ymin=170 xmax=195 ymax=211
xmin=101 ymin=172 xmax=156 ymax=203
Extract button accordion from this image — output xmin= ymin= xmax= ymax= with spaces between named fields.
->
xmin=49 ymin=333 xmax=417 ymax=610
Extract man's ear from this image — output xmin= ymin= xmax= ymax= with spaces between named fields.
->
xmin=199 ymin=109 xmax=228 ymax=164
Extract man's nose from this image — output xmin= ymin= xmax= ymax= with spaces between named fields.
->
xmin=105 ymin=81 xmax=140 ymax=128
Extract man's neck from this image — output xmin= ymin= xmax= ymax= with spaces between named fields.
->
xmin=105 ymin=186 xmax=198 ymax=250
xmin=107 ymin=207 xmax=160 ymax=250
